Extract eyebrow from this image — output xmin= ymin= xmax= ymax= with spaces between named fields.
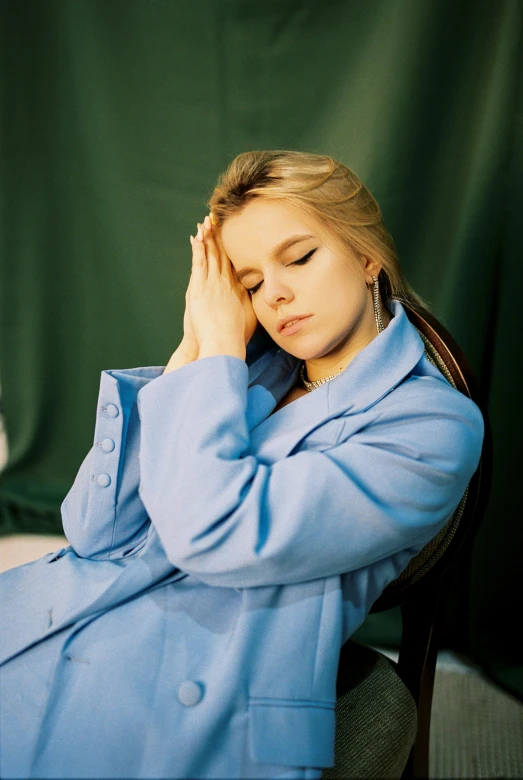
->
xmin=236 ymin=234 xmax=315 ymax=282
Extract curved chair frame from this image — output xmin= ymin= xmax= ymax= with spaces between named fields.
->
xmin=373 ymin=305 xmax=491 ymax=611
xmin=338 ymin=303 xmax=493 ymax=779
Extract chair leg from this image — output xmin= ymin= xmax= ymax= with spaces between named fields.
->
xmin=398 ymin=584 xmax=442 ymax=779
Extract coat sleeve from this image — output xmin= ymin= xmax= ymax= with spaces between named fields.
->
xmin=137 ymin=355 xmax=484 ymax=589
xmin=61 ymin=366 xmax=165 ymax=559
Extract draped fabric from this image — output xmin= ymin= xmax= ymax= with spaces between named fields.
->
xmin=1 ymin=0 xmax=521 ymax=697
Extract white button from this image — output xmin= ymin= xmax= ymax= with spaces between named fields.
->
xmin=101 ymin=438 xmax=115 ymax=452
xmin=177 ymin=680 xmax=204 ymax=706
xmin=97 ymin=473 xmax=111 ymax=488
xmin=105 ymin=404 xmax=119 ymax=418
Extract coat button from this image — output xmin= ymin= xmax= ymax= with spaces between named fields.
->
xmin=97 ymin=473 xmax=111 ymax=488
xmin=101 ymin=438 xmax=115 ymax=452
xmin=105 ymin=404 xmax=119 ymax=418
xmin=177 ymin=681 xmax=204 ymax=706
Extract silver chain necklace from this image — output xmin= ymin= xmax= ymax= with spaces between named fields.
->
xmin=300 ymin=363 xmax=343 ymax=391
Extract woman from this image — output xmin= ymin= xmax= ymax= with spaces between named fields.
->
xmin=0 ymin=150 xmax=483 ymax=779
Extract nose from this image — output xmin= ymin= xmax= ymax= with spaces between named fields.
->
xmin=262 ymin=271 xmax=294 ymax=307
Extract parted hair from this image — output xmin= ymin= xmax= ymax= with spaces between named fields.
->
xmin=208 ymin=149 xmax=426 ymax=312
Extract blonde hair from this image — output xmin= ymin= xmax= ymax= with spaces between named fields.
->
xmin=208 ymin=149 xmax=426 ymax=312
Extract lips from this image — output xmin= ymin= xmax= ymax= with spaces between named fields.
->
xmin=276 ymin=315 xmax=312 ymax=333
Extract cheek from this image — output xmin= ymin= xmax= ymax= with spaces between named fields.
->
xmin=251 ymin=299 xmax=269 ymax=328
xmin=317 ymin=271 xmax=357 ymax=308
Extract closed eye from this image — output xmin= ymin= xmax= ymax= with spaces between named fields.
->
xmin=246 ymin=249 xmax=316 ymax=296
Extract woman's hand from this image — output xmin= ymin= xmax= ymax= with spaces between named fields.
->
xmin=180 ymin=295 xmax=200 ymax=359
xmin=163 ymin=306 xmax=199 ymax=373
xmin=163 ymin=283 xmax=200 ymax=374
xmin=187 ymin=214 xmax=257 ymax=361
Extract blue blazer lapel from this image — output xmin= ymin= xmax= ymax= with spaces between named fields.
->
xmin=246 ymin=301 xmax=425 ymax=461
xmin=325 ymin=300 xmax=425 ymax=416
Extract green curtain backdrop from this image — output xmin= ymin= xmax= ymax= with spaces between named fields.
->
xmin=1 ymin=0 xmax=522 ymax=698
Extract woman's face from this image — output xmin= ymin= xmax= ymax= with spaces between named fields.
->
xmin=221 ymin=199 xmax=381 ymax=367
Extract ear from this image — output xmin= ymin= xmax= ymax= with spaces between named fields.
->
xmin=361 ymin=255 xmax=381 ymax=284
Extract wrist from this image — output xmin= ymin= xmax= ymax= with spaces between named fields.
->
xmin=179 ymin=337 xmax=199 ymax=361
xmin=163 ymin=340 xmax=199 ymax=374
xmin=198 ymin=340 xmax=246 ymax=361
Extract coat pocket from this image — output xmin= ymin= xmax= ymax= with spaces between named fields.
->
xmin=248 ymin=697 xmax=335 ymax=768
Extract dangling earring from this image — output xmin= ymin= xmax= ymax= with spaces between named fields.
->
xmin=372 ymin=275 xmax=384 ymax=334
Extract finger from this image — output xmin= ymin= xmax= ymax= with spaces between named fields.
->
xmin=191 ymin=223 xmax=208 ymax=283
xmin=212 ymin=221 xmax=236 ymax=283
xmin=204 ymin=215 xmax=230 ymax=279
xmin=202 ymin=216 xmax=223 ymax=277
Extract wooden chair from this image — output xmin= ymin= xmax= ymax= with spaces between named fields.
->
xmin=322 ymin=303 xmax=493 ymax=779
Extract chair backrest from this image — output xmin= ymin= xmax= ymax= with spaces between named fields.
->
xmin=371 ymin=303 xmax=492 ymax=613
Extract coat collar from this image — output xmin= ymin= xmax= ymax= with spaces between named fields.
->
xmin=246 ymin=300 xmax=425 ymax=444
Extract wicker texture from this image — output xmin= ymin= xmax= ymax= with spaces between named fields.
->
xmin=322 ymin=643 xmax=417 ymax=779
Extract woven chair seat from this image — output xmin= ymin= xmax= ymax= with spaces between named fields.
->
xmin=322 ymin=641 xmax=417 ymax=779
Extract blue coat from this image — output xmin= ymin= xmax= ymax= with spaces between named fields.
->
xmin=0 ymin=300 xmax=483 ymax=779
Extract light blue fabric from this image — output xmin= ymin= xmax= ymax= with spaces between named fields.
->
xmin=0 ymin=301 xmax=484 ymax=779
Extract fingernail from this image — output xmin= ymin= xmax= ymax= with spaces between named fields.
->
xmin=196 ymin=226 xmax=203 ymax=241
xmin=190 ymin=235 xmax=194 ymax=245
xmin=204 ymin=215 xmax=211 ymax=229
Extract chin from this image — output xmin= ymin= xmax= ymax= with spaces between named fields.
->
xmin=276 ymin=337 xmax=331 ymax=361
